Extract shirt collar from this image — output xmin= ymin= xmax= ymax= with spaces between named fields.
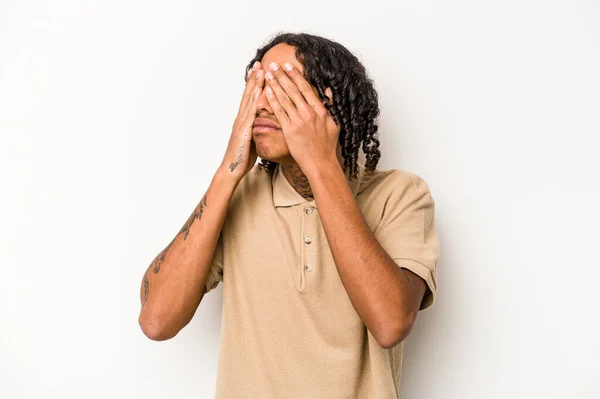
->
xmin=272 ymin=162 xmax=364 ymax=209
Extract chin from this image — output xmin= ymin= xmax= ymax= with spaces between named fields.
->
xmin=254 ymin=143 xmax=290 ymax=163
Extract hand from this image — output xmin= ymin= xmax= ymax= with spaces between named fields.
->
xmin=263 ymin=61 xmax=340 ymax=178
xmin=220 ymin=61 xmax=265 ymax=182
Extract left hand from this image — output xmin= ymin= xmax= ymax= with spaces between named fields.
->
xmin=264 ymin=61 xmax=340 ymax=177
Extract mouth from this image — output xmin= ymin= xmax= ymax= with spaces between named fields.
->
xmin=253 ymin=125 xmax=281 ymax=134
xmin=253 ymin=118 xmax=281 ymax=133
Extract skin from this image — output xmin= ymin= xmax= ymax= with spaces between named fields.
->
xmin=141 ymin=192 xmax=208 ymax=306
xmin=252 ymin=43 xmax=341 ymax=201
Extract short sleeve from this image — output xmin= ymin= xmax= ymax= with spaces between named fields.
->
xmin=374 ymin=171 xmax=440 ymax=310
xmin=204 ymin=231 xmax=224 ymax=294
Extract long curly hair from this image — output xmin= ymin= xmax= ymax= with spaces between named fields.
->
xmin=245 ymin=32 xmax=381 ymax=181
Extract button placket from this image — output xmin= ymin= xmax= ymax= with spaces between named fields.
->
xmin=300 ymin=206 xmax=317 ymax=291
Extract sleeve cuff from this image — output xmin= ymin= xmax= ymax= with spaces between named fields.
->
xmin=394 ymin=258 xmax=437 ymax=310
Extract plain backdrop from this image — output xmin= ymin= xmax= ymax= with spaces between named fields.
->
xmin=1 ymin=1 xmax=599 ymax=398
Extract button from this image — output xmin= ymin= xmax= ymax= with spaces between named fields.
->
xmin=304 ymin=236 xmax=312 ymax=244
xmin=305 ymin=208 xmax=313 ymax=215
xmin=305 ymin=264 xmax=312 ymax=272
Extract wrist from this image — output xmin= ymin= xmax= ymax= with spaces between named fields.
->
xmin=304 ymin=156 xmax=342 ymax=182
xmin=215 ymin=164 xmax=242 ymax=188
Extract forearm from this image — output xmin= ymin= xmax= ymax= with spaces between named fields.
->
xmin=307 ymin=159 xmax=418 ymax=348
xmin=138 ymin=167 xmax=238 ymax=340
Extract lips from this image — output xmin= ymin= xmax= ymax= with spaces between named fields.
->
xmin=253 ymin=118 xmax=281 ymax=130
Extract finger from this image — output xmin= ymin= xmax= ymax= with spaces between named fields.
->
xmin=265 ymin=85 xmax=291 ymax=127
xmin=244 ymin=69 xmax=264 ymax=119
xmin=254 ymin=68 xmax=265 ymax=100
xmin=281 ymin=62 xmax=324 ymax=110
xmin=239 ymin=61 xmax=261 ymax=109
xmin=265 ymin=65 xmax=299 ymax=120
xmin=239 ymin=69 xmax=265 ymax=128
xmin=269 ymin=62 xmax=306 ymax=113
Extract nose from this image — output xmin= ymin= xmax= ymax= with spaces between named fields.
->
xmin=255 ymin=82 xmax=274 ymax=115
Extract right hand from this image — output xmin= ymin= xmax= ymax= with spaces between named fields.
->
xmin=220 ymin=60 xmax=265 ymax=183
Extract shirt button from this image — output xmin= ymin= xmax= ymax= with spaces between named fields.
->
xmin=305 ymin=208 xmax=313 ymax=215
xmin=305 ymin=264 xmax=312 ymax=272
xmin=304 ymin=236 xmax=312 ymax=244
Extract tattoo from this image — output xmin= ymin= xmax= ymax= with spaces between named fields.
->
xmin=179 ymin=193 xmax=208 ymax=240
xmin=283 ymin=165 xmax=314 ymax=200
xmin=143 ymin=192 xmax=209 ymax=304
xmin=142 ymin=272 xmax=150 ymax=305
xmin=151 ymin=237 xmax=175 ymax=274
xmin=229 ymin=135 xmax=246 ymax=172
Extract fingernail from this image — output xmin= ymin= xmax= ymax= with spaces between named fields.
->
xmin=283 ymin=62 xmax=293 ymax=71
xmin=255 ymin=69 xmax=262 ymax=79
xmin=253 ymin=61 xmax=260 ymax=70
xmin=265 ymin=71 xmax=274 ymax=80
xmin=269 ymin=62 xmax=279 ymax=71
xmin=266 ymin=86 xmax=273 ymax=96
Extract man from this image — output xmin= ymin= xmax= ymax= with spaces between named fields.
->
xmin=138 ymin=32 xmax=440 ymax=398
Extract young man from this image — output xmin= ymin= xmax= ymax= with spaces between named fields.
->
xmin=138 ymin=32 xmax=440 ymax=398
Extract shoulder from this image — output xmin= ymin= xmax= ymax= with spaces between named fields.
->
xmin=239 ymin=163 xmax=271 ymax=187
xmin=359 ymin=166 xmax=433 ymax=201
xmin=229 ymin=163 xmax=273 ymax=206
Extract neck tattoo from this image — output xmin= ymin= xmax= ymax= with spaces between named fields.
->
xmin=282 ymin=165 xmax=313 ymax=200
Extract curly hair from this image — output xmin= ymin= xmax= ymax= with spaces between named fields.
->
xmin=245 ymin=32 xmax=381 ymax=181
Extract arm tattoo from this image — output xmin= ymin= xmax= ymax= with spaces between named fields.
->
xmin=142 ymin=192 xmax=209 ymax=306
xmin=179 ymin=193 xmax=208 ymax=240
xmin=229 ymin=135 xmax=246 ymax=172
xmin=142 ymin=272 xmax=150 ymax=305
xmin=151 ymin=237 xmax=175 ymax=274
xmin=150 ymin=192 xmax=208 ymax=274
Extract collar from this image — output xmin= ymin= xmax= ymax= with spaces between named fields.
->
xmin=272 ymin=162 xmax=364 ymax=209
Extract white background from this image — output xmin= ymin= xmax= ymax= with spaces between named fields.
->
xmin=1 ymin=1 xmax=599 ymax=398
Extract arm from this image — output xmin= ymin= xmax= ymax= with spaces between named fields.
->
xmin=307 ymin=160 xmax=426 ymax=349
xmin=138 ymin=60 xmax=265 ymax=341
xmin=138 ymin=168 xmax=238 ymax=341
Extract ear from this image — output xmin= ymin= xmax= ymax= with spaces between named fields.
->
xmin=324 ymin=87 xmax=333 ymax=106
